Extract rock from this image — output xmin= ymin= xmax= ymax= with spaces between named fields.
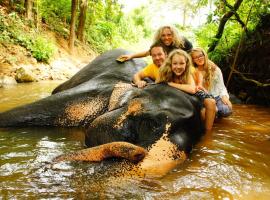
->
xmin=0 ymin=75 xmax=17 ymax=87
xmin=15 ymin=67 xmax=38 ymax=83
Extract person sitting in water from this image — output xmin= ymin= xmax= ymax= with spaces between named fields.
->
xmin=157 ymin=49 xmax=216 ymax=131
xmin=133 ymin=42 xmax=167 ymax=88
xmin=190 ymin=47 xmax=232 ymax=118
xmin=118 ymin=25 xmax=192 ymax=62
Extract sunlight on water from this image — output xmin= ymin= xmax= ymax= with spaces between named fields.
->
xmin=0 ymin=81 xmax=62 ymax=112
xmin=0 ymin=83 xmax=270 ymax=199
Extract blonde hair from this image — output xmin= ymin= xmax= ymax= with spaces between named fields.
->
xmin=158 ymin=49 xmax=192 ymax=84
xmin=190 ymin=47 xmax=215 ymax=90
xmin=153 ymin=25 xmax=185 ymax=49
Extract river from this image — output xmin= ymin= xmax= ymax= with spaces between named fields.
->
xmin=0 ymin=82 xmax=269 ymax=199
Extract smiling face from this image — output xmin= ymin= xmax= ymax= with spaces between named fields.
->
xmin=171 ymin=54 xmax=187 ymax=77
xmin=160 ymin=28 xmax=173 ymax=46
xmin=191 ymin=51 xmax=205 ymax=66
xmin=150 ymin=46 xmax=166 ymax=67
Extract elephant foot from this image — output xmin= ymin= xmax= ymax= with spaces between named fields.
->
xmin=53 ymin=142 xmax=147 ymax=163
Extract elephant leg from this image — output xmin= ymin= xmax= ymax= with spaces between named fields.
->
xmin=53 ymin=142 xmax=147 ymax=163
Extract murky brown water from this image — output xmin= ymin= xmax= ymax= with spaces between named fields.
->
xmin=0 ymin=82 xmax=270 ymax=199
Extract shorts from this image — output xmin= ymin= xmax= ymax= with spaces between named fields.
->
xmin=215 ymin=96 xmax=232 ymax=118
xmin=194 ymin=90 xmax=215 ymax=102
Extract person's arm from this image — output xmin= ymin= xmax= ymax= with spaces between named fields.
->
xmin=193 ymin=70 xmax=208 ymax=92
xmin=118 ymin=51 xmax=150 ymax=62
xmin=168 ymin=75 xmax=197 ymax=94
xmin=221 ymin=95 xmax=232 ymax=110
xmin=133 ymin=71 xmax=147 ymax=88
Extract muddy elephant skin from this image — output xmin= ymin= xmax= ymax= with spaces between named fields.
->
xmin=0 ymin=49 xmax=204 ymax=154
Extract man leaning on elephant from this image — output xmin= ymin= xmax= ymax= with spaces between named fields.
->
xmin=133 ymin=43 xmax=167 ymax=88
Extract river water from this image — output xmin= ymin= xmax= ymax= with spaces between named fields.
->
xmin=0 ymin=82 xmax=269 ymax=199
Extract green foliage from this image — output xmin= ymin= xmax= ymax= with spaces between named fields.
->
xmin=0 ymin=10 xmax=55 ymax=62
xmin=31 ymin=36 xmax=55 ymax=63
xmin=86 ymin=21 xmax=116 ymax=52
xmin=194 ymin=23 xmax=218 ymax=49
xmin=130 ymin=6 xmax=152 ymax=38
xmin=38 ymin=0 xmax=70 ymax=38
xmin=1 ymin=0 xmax=154 ymax=55
xmin=194 ymin=0 xmax=269 ymax=64
xmin=83 ymin=0 xmax=149 ymax=53
xmin=39 ymin=0 xmax=71 ymax=23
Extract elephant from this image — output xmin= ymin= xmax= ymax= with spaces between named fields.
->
xmin=0 ymin=49 xmax=205 ymax=177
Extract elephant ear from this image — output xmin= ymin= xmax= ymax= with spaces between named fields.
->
xmin=108 ymin=82 xmax=133 ymax=111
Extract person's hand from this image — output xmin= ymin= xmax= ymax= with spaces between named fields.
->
xmin=221 ymin=96 xmax=232 ymax=110
xmin=117 ymin=55 xmax=132 ymax=62
xmin=135 ymin=80 xmax=147 ymax=88
xmin=168 ymin=82 xmax=174 ymax=87
xmin=196 ymin=85 xmax=208 ymax=92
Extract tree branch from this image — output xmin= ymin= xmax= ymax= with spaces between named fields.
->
xmin=226 ymin=0 xmax=255 ymax=87
xmin=222 ymin=0 xmax=246 ymax=29
xmin=233 ymin=69 xmax=270 ymax=87
xmin=208 ymin=0 xmax=244 ymax=53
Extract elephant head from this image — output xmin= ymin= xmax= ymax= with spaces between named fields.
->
xmin=0 ymin=49 xmax=205 ymax=176
xmin=85 ymin=82 xmax=204 ymax=154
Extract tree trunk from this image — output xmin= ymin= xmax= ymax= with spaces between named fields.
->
xmin=69 ymin=0 xmax=78 ymax=53
xmin=24 ymin=0 xmax=33 ymax=20
xmin=182 ymin=7 xmax=186 ymax=28
xmin=9 ymin=0 xmax=14 ymax=9
xmin=77 ymin=0 xmax=88 ymax=42
xmin=208 ymin=0 xmax=244 ymax=53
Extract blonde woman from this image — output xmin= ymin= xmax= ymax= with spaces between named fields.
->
xmin=158 ymin=49 xmax=216 ymax=130
xmin=118 ymin=25 xmax=193 ymax=62
xmin=190 ymin=47 xmax=232 ymax=118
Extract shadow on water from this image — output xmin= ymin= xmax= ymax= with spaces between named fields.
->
xmin=0 ymin=83 xmax=270 ymax=199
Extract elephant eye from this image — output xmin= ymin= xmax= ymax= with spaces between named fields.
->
xmin=129 ymin=116 xmax=164 ymax=146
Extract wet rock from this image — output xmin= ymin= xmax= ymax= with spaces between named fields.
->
xmin=0 ymin=75 xmax=17 ymax=87
xmin=15 ymin=67 xmax=38 ymax=83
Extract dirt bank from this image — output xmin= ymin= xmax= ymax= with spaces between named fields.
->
xmin=0 ymin=30 xmax=97 ymax=84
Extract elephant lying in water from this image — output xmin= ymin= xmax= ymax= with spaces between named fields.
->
xmin=0 ymin=49 xmax=205 ymax=177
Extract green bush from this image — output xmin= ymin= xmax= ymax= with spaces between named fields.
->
xmin=31 ymin=36 xmax=55 ymax=63
xmin=0 ymin=10 xmax=56 ymax=63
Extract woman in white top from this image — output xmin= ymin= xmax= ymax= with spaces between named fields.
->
xmin=190 ymin=47 xmax=232 ymax=118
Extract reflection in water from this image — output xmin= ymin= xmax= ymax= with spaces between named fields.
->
xmin=0 ymin=83 xmax=270 ymax=199
xmin=0 ymin=81 xmax=62 ymax=112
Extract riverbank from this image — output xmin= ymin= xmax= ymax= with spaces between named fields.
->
xmin=0 ymin=31 xmax=97 ymax=87
xmin=0 ymin=4 xmax=97 ymax=87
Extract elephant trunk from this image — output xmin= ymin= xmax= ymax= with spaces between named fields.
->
xmin=53 ymin=141 xmax=147 ymax=163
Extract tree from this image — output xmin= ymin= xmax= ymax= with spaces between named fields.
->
xmin=77 ymin=0 xmax=88 ymax=42
xmin=69 ymin=0 xmax=78 ymax=53
xmin=24 ymin=0 xmax=33 ymax=20
xmin=207 ymin=0 xmax=244 ymax=53
xmin=157 ymin=0 xmax=207 ymax=27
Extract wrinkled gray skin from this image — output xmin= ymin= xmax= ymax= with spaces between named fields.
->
xmin=0 ymin=49 xmax=204 ymax=153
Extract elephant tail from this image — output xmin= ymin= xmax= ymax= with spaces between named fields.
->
xmin=53 ymin=142 xmax=147 ymax=163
